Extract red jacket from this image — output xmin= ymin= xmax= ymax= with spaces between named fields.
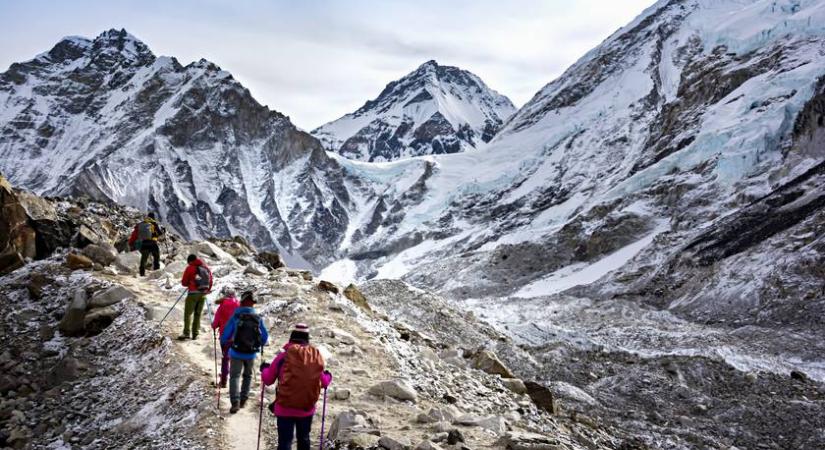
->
xmin=181 ymin=259 xmax=212 ymax=293
xmin=211 ymin=296 xmax=239 ymax=336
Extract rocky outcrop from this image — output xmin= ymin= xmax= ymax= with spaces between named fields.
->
xmin=0 ymin=175 xmax=36 ymax=275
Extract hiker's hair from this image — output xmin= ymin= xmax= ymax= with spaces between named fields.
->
xmin=187 ymin=254 xmax=197 ymax=263
xmin=147 ymin=212 xmax=156 ymax=219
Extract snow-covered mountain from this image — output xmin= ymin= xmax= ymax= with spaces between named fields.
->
xmin=312 ymin=60 xmax=516 ymax=161
xmin=326 ymin=0 xmax=825 ymax=329
xmin=0 ymin=29 xmax=354 ymax=267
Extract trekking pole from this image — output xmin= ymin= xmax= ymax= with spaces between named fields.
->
xmin=205 ymin=300 xmax=220 ymax=408
xmin=256 ymin=346 xmax=266 ymax=450
xmin=159 ymin=289 xmax=187 ymax=326
xmin=319 ymin=387 xmax=328 ymax=450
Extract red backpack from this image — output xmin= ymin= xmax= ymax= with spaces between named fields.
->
xmin=276 ymin=345 xmax=324 ymax=410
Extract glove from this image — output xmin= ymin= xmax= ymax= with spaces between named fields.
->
xmin=260 ymin=362 xmax=271 ymax=372
xmin=323 ymin=370 xmax=332 ymax=382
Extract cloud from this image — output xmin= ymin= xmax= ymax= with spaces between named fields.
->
xmin=0 ymin=0 xmax=658 ymax=129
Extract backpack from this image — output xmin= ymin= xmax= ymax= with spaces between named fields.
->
xmin=194 ymin=265 xmax=211 ymax=292
xmin=136 ymin=221 xmax=155 ymax=241
xmin=231 ymin=313 xmax=262 ymax=354
xmin=276 ymin=345 xmax=324 ymax=411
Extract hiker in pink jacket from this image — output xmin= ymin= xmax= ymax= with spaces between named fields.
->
xmin=261 ymin=324 xmax=332 ymax=450
xmin=211 ymin=288 xmax=239 ymax=388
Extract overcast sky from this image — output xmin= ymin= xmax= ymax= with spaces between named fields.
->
xmin=0 ymin=0 xmax=656 ymax=130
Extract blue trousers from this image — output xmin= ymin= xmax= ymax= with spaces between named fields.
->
xmin=277 ymin=416 xmax=312 ymax=450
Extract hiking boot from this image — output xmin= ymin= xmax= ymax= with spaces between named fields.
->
xmin=219 ymin=380 xmax=227 ymax=389
xmin=191 ymin=334 xmax=198 ymax=340
xmin=177 ymin=335 xmax=189 ymax=341
xmin=230 ymin=402 xmax=239 ymax=414
xmin=239 ymin=398 xmax=247 ymax=408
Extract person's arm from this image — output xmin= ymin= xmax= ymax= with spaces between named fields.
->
xmin=261 ymin=352 xmax=286 ymax=386
xmin=207 ymin=266 xmax=213 ymax=293
xmin=181 ymin=265 xmax=192 ymax=288
xmin=211 ymin=303 xmax=223 ymax=330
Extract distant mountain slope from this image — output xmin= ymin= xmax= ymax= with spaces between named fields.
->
xmin=312 ymin=60 xmax=516 ymax=162
xmin=0 ymin=29 xmax=353 ymax=267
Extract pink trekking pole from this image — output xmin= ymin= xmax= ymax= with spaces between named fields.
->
xmin=256 ymin=346 xmax=266 ymax=450
xmin=319 ymin=387 xmax=328 ymax=450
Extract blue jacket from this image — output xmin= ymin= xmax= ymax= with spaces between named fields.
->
xmin=220 ymin=306 xmax=269 ymax=360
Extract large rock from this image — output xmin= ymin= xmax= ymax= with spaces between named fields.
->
xmin=0 ymin=175 xmax=37 ymax=275
xmin=343 ymin=284 xmax=372 ymax=312
xmin=115 ymin=251 xmax=141 ymax=274
xmin=256 ymin=251 xmax=285 ymax=270
xmin=379 ymin=436 xmax=412 ymax=450
xmin=65 ymin=253 xmax=93 ymax=270
xmin=89 ymin=286 xmax=134 ymax=308
xmin=318 ymin=280 xmax=340 ymax=294
xmin=496 ymin=432 xmax=561 ymax=450
xmin=46 ymin=356 xmax=82 ymax=387
xmin=524 ymin=381 xmax=557 ymax=414
xmin=327 ymin=410 xmax=378 ymax=442
xmin=244 ymin=262 xmax=268 ymax=276
xmin=368 ymin=379 xmax=418 ymax=402
xmin=472 ymin=350 xmax=514 ymax=378
xmin=501 ymin=378 xmax=528 ymax=395
xmin=81 ymin=243 xmax=118 ymax=266
xmin=549 ymin=381 xmax=597 ymax=406
xmin=476 ymin=416 xmax=507 ymax=434
xmin=83 ymin=306 xmax=121 ymax=336
xmin=58 ymin=289 xmax=88 ymax=336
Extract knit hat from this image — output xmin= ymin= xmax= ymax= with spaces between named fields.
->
xmin=289 ymin=323 xmax=310 ymax=343
xmin=240 ymin=290 xmax=255 ymax=306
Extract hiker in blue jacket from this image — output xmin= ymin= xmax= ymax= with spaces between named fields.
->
xmin=220 ymin=291 xmax=269 ymax=413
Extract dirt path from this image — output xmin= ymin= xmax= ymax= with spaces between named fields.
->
xmin=114 ymin=275 xmax=268 ymax=450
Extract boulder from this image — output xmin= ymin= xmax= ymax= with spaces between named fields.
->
xmin=81 ymin=243 xmax=118 ymax=267
xmin=318 ymin=280 xmax=340 ymax=294
xmin=524 ymin=381 xmax=557 ymax=414
xmin=349 ymin=433 xmax=381 ymax=448
xmin=327 ymin=410 xmax=378 ymax=442
xmin=244 ymin=262 xmax=268 ymax=276
xmin=501 ymin=378 xmax=528 ymax=395
xmin=83 ymin=306 xmax=121 ymax=336
xmin=368 ymin=380 xmax=418 ymax=402
xmin=65 ymin=252 xmax=93 ymax=271
xmin=454 ymin=414 xmax=480 ymax=426
xmin=415 ymin=441 xmax=443 ymax=450
xmin=447 ymin=430 xmax=465 ymax=445
xmin=58 ymin=289 xmax=88 ymax=336
xmin=496 ymin=431 xmax=561 ymax=450
xmin=379 ymin=435 xmax=411 ymax=450
xmin=115 ymin=252 xmax=142 ymax=274
xmin=343 ymin=284 xmax=371 ymax=312
xmin=472 ymin=350 xmax=514 ymax=378
xmin=790 ymin=370 xmax=810 ymax=382
xmin=89 ymin=286 xmax=134 ymax=308
xmin=27 ymin=273 xmax=51 ymax=299
xmin=549 ymin=381 xmax=597 ymax=406
xmin=256 ymin=251 xmax=285 ymax=270
xmin=477 ymin=416 xmax=507 ymax=434
xmin=331 ymin=388 xmax=351 ymax=401
xmin=162 ymin=259 xmax=188 ymax=277
xmin=425 ymin=407 xmax=458 ymax=423
xmin=0 ymin=176 xmax=37 ymax=275
xmin=327 ymin=327 xmax=358 ymax=345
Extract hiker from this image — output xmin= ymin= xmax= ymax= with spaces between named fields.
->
xmin=261 ymin=324 xmax=332 ymax=450
xmin=221 ymin=291 xmax=269 ymax=413
xmin=211 ymin=287 xmax=240 ymax=388
xmin=128 ymin=212 xmax=164 ymax=276
xmin=179 ymin=254 xmax=213 ymax=340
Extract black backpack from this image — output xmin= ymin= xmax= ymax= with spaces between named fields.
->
xmin=194 ymin=265 xmax=211 ymax=292
xmin=232 ymin=313 xmax=262 ymax=353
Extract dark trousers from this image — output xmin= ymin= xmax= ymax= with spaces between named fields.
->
xmin=277 ymin=416 xmax=312 ymax=450
xmin=220 ymin=341 xmax=230 ymax=385
xmin=138 ymin=241 xmax=160 ymax=276
xmin=229 ymin=358 xmax=254 ymax=403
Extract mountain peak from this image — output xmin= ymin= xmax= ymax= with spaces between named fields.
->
xmin=89 ymin=28 xmax=154 ymax=65
xmin=312 ymin=61 xmax=516 ymax=162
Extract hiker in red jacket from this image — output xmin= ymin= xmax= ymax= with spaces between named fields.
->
xmin=179 ymin=253 xmax=212 ymax=340
xmin=261 ymin=324 xmax=332 ymax=450
xmin=211 ymin=287 xmax=239 ymax=388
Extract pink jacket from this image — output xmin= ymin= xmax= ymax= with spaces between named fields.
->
xmin=261 ymin=342 xmax=332 ymax=418
xmin=211 ymin=296 xmax=240 ymax=337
